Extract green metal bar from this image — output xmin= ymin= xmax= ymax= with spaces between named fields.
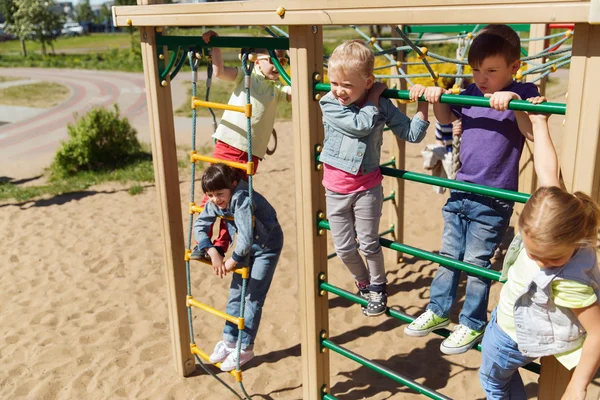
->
xmin=319 ymin=282 xmax=541 ymax=374
xmin=156 ymin=35 xmax=289 ymax=51
xmin=160 ymin=49 xmax=178 ymax=80
xmin=383 ymin=192 xmax=395 ymax=202
xmin=520 ymin=46 xmax=529 ymax=57
xmin=323 ymin=394 xmax=338 ymax=400
xmin=169 ymin=49 xmax=188 ymax=81
xmin=322 ymin=339 xmax=451 ymax=400
xmin=380 ymin=158 xmax=396 ymax=168
xmin=381 ymin=167 xmax=530 ymax=204
xmin=314 ymin=83 xmax=566 ymax=115
xmin=318 ymin=219 xmax=502 ymax=281
xmin=268 ymin=49 xmax=291 ymax=85
xmin=404 ymin=24 xmax=531 ymax=34
xmin=315 ymin=154 xmax=529 ymax=203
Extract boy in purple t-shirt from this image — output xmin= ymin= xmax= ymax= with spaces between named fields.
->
xmin=404 ymin=25 xmax=541 ymax=354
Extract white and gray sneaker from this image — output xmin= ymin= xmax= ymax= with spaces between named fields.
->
xmin=209 ymin=340 xmax=235 ymax=364
xmin=220 ymin=348 xmax=255 ymax=372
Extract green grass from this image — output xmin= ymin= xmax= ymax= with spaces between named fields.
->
xmin=0 ymin=75 xmax=22 ymax=82
xmin=0 ymin=156 xmax=155 ymax=202
xmin=175 ymin=80 xmax=293 ymax=120
xmin=0 ymin=48 xmax=143 ymax=72
xmin=128 ymin=184 xmax=144 ymax=195
xmin=0 ymin=81 xmax=70 ymax=107
xmin=0 ymin=33 xmax=132 ymax=55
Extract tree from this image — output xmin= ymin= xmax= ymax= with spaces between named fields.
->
xmin=7 ymin=0 xmax=64 ymax=56
xmin=0 ymin=0 xmax=27 ymax=56
xmin=74 ymin=0 xmax=94 ymax=31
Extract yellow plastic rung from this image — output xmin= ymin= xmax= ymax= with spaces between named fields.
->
xmin=190 ymin=152 xmax=255 ymax=176
xmin=191 ymin=255 xmax=250 ymax=278
xmin=190 ymin=344 xmax=243 ymax=382
xmin=189 ymin=202 xmax=234 ymax=220
xmin=187 ymin=296 xmax=245 ymax=330
xmin=191 ymin=97 xmax=252 ymax=118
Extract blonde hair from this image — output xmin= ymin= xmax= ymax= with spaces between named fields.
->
xmin=327 ymin=40 xmax=374 ymax=80
xmin=519 ymin=186 xmax=600 ymax=249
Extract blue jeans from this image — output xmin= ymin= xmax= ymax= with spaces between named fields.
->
xmin=428 ymin=191 xmax=513 ymax=331
xmin=479 ymin=309 xmax=535 ymax=399
xmin=223 ymin=231 xmax=283 ymax=349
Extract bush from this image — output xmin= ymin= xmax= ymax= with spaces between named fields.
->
xmin=51 ymin=104 xmax=144 ymax=178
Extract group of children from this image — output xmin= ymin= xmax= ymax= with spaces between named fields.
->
xmin=191 ymin=26 xmax=600 ymax=398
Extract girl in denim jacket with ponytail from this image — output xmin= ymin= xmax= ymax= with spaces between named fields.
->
xmin=479 ymin=107 xmax=600 ymax=400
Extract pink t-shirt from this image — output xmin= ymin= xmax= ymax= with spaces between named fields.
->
xmin=322 ymin=164 xmax=383 ymax=194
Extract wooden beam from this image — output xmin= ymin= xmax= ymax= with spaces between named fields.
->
xmin=114 ymin=1 xmax=591 ymax=27
xmin=138 ymin=0 xmax=195 ymax=377
xmin=560 ymin=23 xmax=600 ymax=202
xmin=289 ymin=25 xmax=330 ymax=400
xmin=386 ymin=26 xmax=406 ymax=266
xmin=538 ymin=356 xmax=574 ymax=399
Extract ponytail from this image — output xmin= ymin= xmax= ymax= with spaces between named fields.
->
xmin=519 ymin=187 xmax=600 ymax=248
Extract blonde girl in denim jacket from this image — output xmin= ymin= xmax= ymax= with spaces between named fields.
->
xmin=479 ymin=103 xmax=600 ymax=400
xmin=319 ymin=40 xmax=430 ymax=316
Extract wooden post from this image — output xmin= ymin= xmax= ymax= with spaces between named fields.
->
xmin=560 ymin=23 xmax=600 ymax=202
xmin=517 ymin=24 xmax=548 ymax=217
xmin=288 ymin=25 xmax=330 ymax=400
xmin=538 ymin=356 xmax=574 ymax=399
xmin=539 ymin=22 xmax=600 ymax=398
xmin=138 ymin=0 xmax=195 ymax=377
xmin=386 ymin=25 xmax=406 ymax=264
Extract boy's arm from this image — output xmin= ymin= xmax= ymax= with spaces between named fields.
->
xmin=563 ymin=303 xmax=600 ymax=400
xmin=486 ymin=91 xmax=537 ymax=141
xmin=202 ymin=30 xmax=238 ymax=81
xmin=514 ymin=110 xmax=534 ymax=141
xmin=193 ymin=206 xmax=219 ymax=251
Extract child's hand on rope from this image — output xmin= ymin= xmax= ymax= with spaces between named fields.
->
xmin=485 ymin=91 xmax=521 ymax=111
xmin=525 ymin=96 xmax=550 ymax=123
xmin=423 ymin=86 xmax=447 ymax=103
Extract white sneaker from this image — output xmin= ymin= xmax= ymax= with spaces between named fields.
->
xmin=209 ymin=340 xmax=235 ymax=364
xmin=220 ymin=348 xmax=255 ymax=372
xmin=440 ymin=324 xmax=483 ymax=355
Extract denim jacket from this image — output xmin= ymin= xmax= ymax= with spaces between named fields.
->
xmin=319 ymin=91 xmax=429 ymax=175
xmin=193 ymin=180 xmax=283 ymax=263
xmin=501 ymin=234 xmax=600 ymax=357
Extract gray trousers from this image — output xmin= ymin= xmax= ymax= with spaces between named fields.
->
xmin=325 ymin=184 xmax=386 ymax=287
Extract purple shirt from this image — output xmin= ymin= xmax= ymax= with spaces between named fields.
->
xmin=451 ymin=81 xmax=539 ymax=191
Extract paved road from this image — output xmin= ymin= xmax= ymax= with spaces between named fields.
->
xmin=0 ymin=68 xmax=215 ymax=179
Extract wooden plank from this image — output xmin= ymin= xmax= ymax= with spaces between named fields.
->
xmin=117 ymin=0 xmax=587 ymax=16
xmin=538 ymin=356 xmax=575 ymax=399
xmin=289 ymin=25 xmax=329 ymax=400
xmin=114 ymin=2 xmax=590 ymax=27
xmin=560 ymin=23 xmax=600 ymax=202
xmin=386 ymin=25 xmax=406 ymax=266
xmin=138 ymin=0 xmax=195 ymax=377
